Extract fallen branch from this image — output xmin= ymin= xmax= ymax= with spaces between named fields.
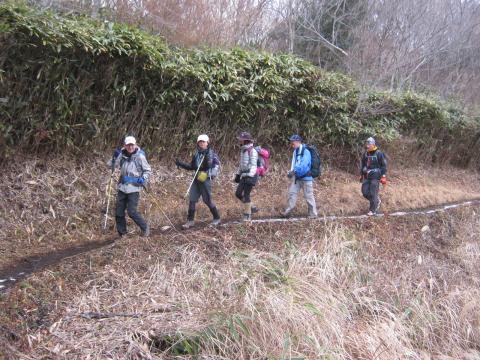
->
xmin=78 ymin=312 xmax=142 ymax=319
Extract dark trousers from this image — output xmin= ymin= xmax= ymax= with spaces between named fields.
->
xmin=115 ymin=190 xmax=147 ymax=234
xmin=361 ymin=179 xmax=380 ymax=212
xmin=235 ymin=178 xmax=254 ymax=203
xmin=187 ymin=180 xmax=219 ymax=221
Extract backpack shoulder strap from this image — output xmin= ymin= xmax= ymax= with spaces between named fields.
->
xmin=298 ymin=144 xmax=304 ymax=156
xmin=376 ymin=150 xmax=385 ymax=163
xmin=134 ymin=150 xmax=147 ymax=173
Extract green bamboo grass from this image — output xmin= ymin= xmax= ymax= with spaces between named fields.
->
xmin=0 ymin=3 xmax=478 ymax=165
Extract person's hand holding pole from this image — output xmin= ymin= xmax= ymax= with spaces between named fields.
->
xmin=183 ymin=154 xmax=205 ymax=200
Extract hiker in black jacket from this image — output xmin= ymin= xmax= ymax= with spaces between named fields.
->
xmin=360 ymin=137 xmax=387 ymax=216
xmin=176 ymin=134 xmax=221 ymax=229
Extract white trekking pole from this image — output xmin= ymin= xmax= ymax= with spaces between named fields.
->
xmin=103 ymin=155 xmax=116 ymax=230
xmin=183 ymin=154 xmax=205 ymax=200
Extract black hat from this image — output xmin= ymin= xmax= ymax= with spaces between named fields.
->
xmin=237 ymin=131 xmax=253 ymax=141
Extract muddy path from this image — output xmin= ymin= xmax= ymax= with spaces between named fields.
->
xmin=0 ymin=238 xmax=115 ymax=292
xmin=1 ymin=199 xmax=479 ymax=293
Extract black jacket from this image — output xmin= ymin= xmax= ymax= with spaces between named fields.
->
xmin=360 ymin=149 xmax=387 ymax=179
xmin=177 ymin=147 xmax=214 ymax=171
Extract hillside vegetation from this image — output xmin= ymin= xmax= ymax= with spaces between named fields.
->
xmin=1 ymin=3 xmax=479 ymax=166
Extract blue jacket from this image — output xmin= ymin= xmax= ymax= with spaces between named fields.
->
xmin=292 ymin=144 xmax=313 ymax=181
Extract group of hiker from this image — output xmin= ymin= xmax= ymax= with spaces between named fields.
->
xmin=108 ymin=133 xmax=387 ymax=237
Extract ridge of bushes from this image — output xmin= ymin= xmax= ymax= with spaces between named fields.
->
xmin=0 ymin=3 xmax=479 ymax=165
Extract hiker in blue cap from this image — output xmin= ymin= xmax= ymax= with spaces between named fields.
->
xmin=360 ymin=137 xmax=387 ymax=215
xmin=281 ymin=134 xmax=318 ymax=218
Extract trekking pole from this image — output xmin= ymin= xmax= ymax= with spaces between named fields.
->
xmin=183 ymin=154 xmax=205 ymax=200
xmin=103 ymin=156 xmax=116 ymax=230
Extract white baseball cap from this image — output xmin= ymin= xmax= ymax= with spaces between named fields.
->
xmin=197 ymin=134 xmax=209 ymax=143
xmin=124 ymin=136 xmax=136 ymax=145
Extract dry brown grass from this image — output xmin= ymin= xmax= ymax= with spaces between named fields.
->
xmin=1 ymin=156 xmax=480 ymax=358
xmin=0 ymin=205 xmax=478 ymax=358
xmin=1 ymin=156 xmax=479 ymax=270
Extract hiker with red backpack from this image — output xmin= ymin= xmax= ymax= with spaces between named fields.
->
xmin=255 ymin=146 xmax=270 ymax=177
xmin=175 ymin=134 xmax=221 ymax=229
xmin=248 ymin=145 xmax=270 ymax=213
xmin=281 ymin=134 xmax=319 ymax=218
xmin=360 ymin=137 xmax=387 ymax=216
xmin=234 ymin=131 xmax=258 ymax=221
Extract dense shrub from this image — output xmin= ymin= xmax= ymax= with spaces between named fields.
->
xmin=0 ymin=4 xmax=479 ymax=165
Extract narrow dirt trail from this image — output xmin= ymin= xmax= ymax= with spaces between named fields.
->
xmin=1 ymin=199 xmax=478 ymax=292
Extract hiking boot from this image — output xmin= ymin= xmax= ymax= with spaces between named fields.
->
xmin=308 ymin=214 xmax=318 ymax=219
xmin=367 ymin=211 xmax=376 ymax=216
xmin=182 ymin=221 xmax=195 ymax=230
xmin=141 ymin=225 xmax=150 ymax=237
xmin=376 ymin=198 xmax=382 ymax=213
xmin=211 ymin=218 xmax=221 ymax=226
xmin=242 ymin=214 xmax=252 ymax=222
xmin=251 ymin=206 xmax=259 ymax=214
xmin=243 ymin=203 xmax=252 ymax=222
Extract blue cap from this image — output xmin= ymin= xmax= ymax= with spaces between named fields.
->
xmin=365 ymin=137 xmax=376 ymax=145
xmin=288 ymin=134 xmax=302 ymax=142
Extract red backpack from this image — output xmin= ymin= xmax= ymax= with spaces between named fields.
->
xmin=255 ymin=146 xmax=270 ymax=177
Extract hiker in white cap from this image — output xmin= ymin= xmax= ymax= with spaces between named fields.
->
xmin=109 ymin=136 xmax=151 ymax=237
xmin=175 ymin=134 xmax=221 ymax=229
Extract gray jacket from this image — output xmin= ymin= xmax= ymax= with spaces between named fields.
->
xmin=108 ymin=147 xmax=152 ymax=194
xmin=237 ymin=144 xmax=258 ymax=178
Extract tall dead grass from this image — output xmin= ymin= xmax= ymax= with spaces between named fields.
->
xmin=1 ymin=156 xmax=479 ymax=270
xmin=23 ymin=213 xmax=480 ymax=358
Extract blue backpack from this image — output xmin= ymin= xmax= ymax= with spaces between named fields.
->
xmin=300 ymin=144 xmax=322 ymax=178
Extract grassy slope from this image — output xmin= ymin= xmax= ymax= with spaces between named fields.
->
xmin=1 ymin=203 xmax=479 ymax=358
xmin=1 ymin=157 xmax=479 ymax=269
xmin=0 ymin=156 xmax=480 ymax=357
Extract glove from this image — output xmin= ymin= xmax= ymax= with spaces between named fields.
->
xmin=287 ymin=171 xmax=295 ymax=179
xmin=113 ymin=148 xmax=121 ymax=159
xmin=380 ymin=175 xmax=387 ymax=185
xmin=234 ymin=174 xmax=241 ymax=183
xmin=136 ymin=177 xmax=145 ymax=185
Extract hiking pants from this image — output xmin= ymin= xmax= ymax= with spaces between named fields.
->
xmin=235 ymin=178 xmax=255 ymax=203
xmin=187 ymin=179 xmax=219 ymax=221
xmin=362 ymin=179 xmax=380 ymax=212
xmin=286 ymin=179 xmax=318 ymax=216
xmin=116 ymin=190 xmax=148 ymax=235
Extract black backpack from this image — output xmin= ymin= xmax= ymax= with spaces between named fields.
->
xmin=300 ymin=144 xmax=322 ymax=178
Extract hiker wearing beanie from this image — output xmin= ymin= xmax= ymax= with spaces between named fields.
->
xmin=281 ymin=134 xmax=318 ymax=218
xmin=360 ymin=137 xmax=387 ymax=216
xmin=109 ymin=136 xmax=152 ymax=237
xmin=234 ymin=132 xmax=258 ymax=221
xmin=176 ymin=134 xmax=221 ymax=229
